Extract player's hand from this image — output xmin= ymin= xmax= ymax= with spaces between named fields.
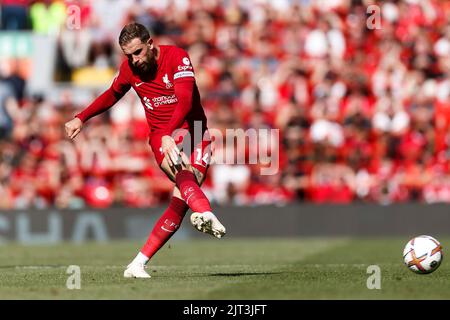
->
xmin=161 ymin=135 xmax=182 ymax=167
xmin=64 ymin=117 xmax=83 ymax=140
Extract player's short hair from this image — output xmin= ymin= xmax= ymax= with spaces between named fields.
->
xmin=119 ymin=22 xmax=151 ymax=46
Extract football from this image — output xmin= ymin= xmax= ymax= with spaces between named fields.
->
xmin=403 ymin=235 xmax=443 ymax=274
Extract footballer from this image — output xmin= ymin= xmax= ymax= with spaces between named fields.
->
xmin=64 ymin=22 xmax=226 ymax=278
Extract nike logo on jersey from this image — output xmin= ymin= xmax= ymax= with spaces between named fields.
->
xmin=135 ymin=82 xmax=144 ymax=87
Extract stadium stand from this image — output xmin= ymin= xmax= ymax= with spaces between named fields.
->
xmin=0 ymin=0 xmax=449 ymax=208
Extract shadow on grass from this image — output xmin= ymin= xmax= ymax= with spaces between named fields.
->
xmin=209 ymin=272 xmax=284 ymax=277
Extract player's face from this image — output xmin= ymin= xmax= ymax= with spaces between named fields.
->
xmin=121 ymin=38 xmax=156 ymax=75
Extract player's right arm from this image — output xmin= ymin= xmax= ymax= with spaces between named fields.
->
xmin=64 ymin=62 xmax=131 ymax=140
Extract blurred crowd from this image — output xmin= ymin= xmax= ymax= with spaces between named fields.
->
xmin=0 ymin=0 xmax=449 ymax=209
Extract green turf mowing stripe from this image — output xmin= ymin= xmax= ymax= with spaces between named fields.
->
xmin=0 ymin=238 xmax=449 ymax=299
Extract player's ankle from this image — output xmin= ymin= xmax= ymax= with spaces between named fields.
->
xmin=132 ymin=252 xmax=150 ymax=265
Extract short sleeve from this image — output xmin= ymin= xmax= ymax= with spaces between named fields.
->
xmin=171 ymin=47 xmax=195 ymax=82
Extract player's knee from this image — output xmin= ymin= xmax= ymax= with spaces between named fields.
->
xmin=192 ymin=167 xmax=205 ymax=185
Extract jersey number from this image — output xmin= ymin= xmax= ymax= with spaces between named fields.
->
xmin=195 ymin=148 xmax=210 ymax=165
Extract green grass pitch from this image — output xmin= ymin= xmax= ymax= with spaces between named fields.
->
xmin=0 ymin=237 xmax=448 ymax=299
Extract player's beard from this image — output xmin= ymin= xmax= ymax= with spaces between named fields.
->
xmin=132 ymin=56 xmax=157 ymax=77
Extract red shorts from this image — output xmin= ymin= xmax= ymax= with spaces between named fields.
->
xmin=149 ymin=129 xmax=212 ymax=176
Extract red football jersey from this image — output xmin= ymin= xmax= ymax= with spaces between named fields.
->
xmin=111 ymin=45 xmax=207 ymax=135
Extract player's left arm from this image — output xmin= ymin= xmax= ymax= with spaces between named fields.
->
xmin=161 ymin=48 xmax=196 ymax=166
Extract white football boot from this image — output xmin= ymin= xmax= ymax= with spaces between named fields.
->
xmin=190 ymin=211 xmax=226 ymax=239
xmin=123 ymin=262 xmax=151 ymax=278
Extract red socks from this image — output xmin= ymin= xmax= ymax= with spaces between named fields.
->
xmin=175 ymin=170 xmax=212 ymax=213
xmin=140 ymin=197 xmax=189 ymax=259
xmin=140 ymin=170 xmax=212 ymax=260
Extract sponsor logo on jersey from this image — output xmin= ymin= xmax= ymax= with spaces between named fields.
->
xmin=142 ymin=95 xmax=178 ymax=110
xmin=177 ymin=65 xmax=193 ymax=71
xmin=143 ymin=96 xmax=153 ymax=110
xmin=178 ymin=57 xmax=193 ymax=71
xmin=162 ymin=73 xmax=173 ymax=89
xmin=152 ymin=94 xmax=178 ymax=107
xmin=174 ymin=71 xmax=195 ymax=80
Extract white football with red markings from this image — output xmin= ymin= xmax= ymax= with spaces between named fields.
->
xmin=403 ymin=235 xmax=443 ymax=274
